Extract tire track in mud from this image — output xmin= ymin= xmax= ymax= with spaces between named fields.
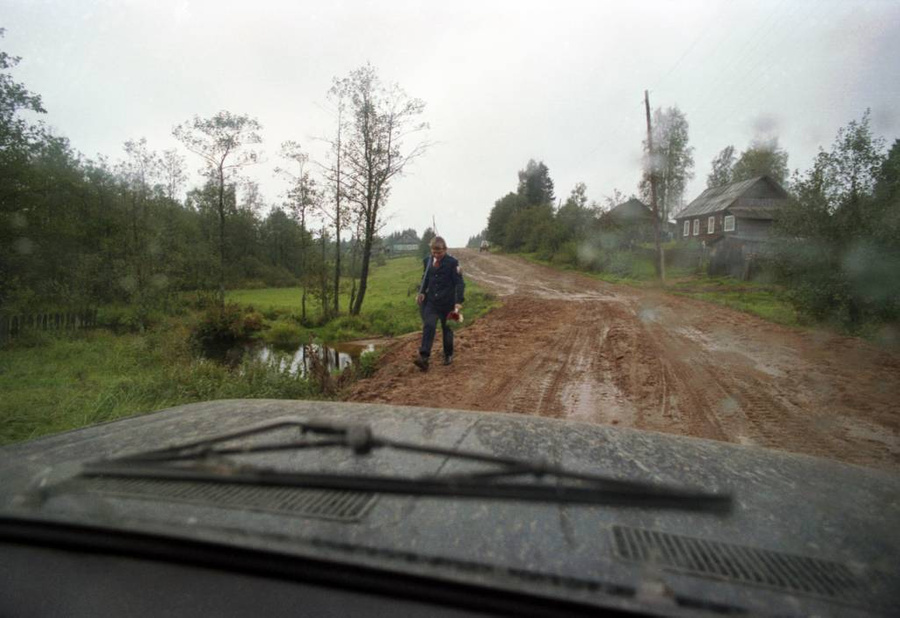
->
xmin=348 ymin=250 xmax=900 ymax=471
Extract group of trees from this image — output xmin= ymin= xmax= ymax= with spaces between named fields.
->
xmin=771 ymin=111 xmax=899 ymax=329
xmin=481 ymin=99 xmax=898 ymax=330
xmin=483 ymin=105 xmax=698 ymax=268
xmin=486 ymin=159 xmax=563 ymax=253
xmin=1 ymin=32 xmax=429 ymax=324
xmin=485 ymin=160 xmax=637 ymax=271
xmin=707 ymin=138 xmax=790 ymax=189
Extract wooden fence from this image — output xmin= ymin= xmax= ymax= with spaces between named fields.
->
xmin=0 ymin=309 xmax=98 ymax=344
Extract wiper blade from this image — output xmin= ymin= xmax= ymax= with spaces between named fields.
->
xmin=82 ymin=417 xmax=733 ymax=514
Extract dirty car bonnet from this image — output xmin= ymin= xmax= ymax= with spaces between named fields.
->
xmin=0 ymin=400 xmax=898 ymax=617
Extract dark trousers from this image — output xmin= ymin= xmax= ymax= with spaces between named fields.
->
xmin=419 ymin=303 xmax=453 ymax=359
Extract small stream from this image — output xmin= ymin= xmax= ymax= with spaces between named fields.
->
xmin=206 ymin=340 xmax=377 ymax=377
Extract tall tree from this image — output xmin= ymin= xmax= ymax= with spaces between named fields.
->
xmin=557 ymin=182 xmax=593 ymax=241
xmin=0 ymin=28 xmax=45 ymax=160
xmin=517 ymin=159 xmax=555 ymax=206
xmin=773 ymin=110 xmax=892 ymax=328
xmin=335 ymin=64 xmax=429 ymax=315
xmin=732 ymin=138 xmax=789 ymax=185
xmin=173 ymin=111 xmax=262 ymax=307
xmin=276 ymin=141 xmax=318 ymax=322
xmin=566 ymin=182 xmax=588 ymax=209
xmin=639 ymin=106 xmax=694 ymax=221
xmin=160 ymin=149 xmax=186 ymax=202
xmin=319 ymin=83 xmax=351 ymax=315
xmin=418 ymin=226 xmax=436 ymax=258
xmin=117 ymin=138 xmax=161 ymax=319
xmin=486 ymin=192 xmax=527 ymax=248
xmin=0 ymin=29 xmax=47 ymax=309
xmin=707 ymin=145 xmax=736 ymax=188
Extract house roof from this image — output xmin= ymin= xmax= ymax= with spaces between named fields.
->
xmin=390 ymin=231 xmax=419 ymax=244
xmin=729 ymin=199 xmax=784 ymax=220
xmin=676 ymin=176 xmax=789 ymax=220
xmin=606 ymin=198 xmax=653 ymax=222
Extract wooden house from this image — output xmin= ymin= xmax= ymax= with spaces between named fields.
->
xmin=675 ymin=176 xmax=791 ymax=277
xmin=386 ymin=230 xmax=420 ymax=255
xmin=598 ymin=198 xmax=656 ymax=246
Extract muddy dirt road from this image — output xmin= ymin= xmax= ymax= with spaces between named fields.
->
xmin=348 ymin=250 xmax=900 ymax=470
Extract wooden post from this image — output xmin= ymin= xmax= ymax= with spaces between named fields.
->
xmin=644 ymin=90 xmax=666 ymax=283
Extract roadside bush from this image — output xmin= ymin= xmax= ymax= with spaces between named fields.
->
xmin=357 ymin=349 xmax=382 ymax=378
xmin=97 ymin=305 xmax=156 ymax=333
xmin=606 ymin=251 xmax=636 ymax=278
xmin=242 ymin=310 xmax=265 ymax=333
xmin=550 ymin=241 xmax=579 ymax=267
xmin=191 ymin=303 xmax=264 ymax=348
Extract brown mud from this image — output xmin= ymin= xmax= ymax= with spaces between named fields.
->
xmin=347 ymin=249 xmax=900 ymax=471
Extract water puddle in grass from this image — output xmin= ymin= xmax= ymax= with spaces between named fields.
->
xmin=205 ymin=340 xmax=378 ymax=377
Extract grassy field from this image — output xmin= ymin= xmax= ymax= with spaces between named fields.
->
xmin=0 ymin=324 xmax=319 ymax=445
xmin=228 ymin=256 xmax=498 ymax=342
xmin=666 ymin=277 xmax=799 ymax=326
xmin=0 ymin=256 xmax=499 ymax=445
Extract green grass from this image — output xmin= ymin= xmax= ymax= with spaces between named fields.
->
xmin=0 ymin=257 xmax=500 ymax=445
xmin=668 ymin=277 xmax=800 ymax=326
xmin=0 ymin=324 xmax=321 ymax=446
xmin=520 ymin=252 xmax=694 ymax=287
xmin=228 ymin=256 xmax=499 ymax=341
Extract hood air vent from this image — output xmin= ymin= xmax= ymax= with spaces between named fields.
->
xmin=612 ymin=525 xmax=886 ymax=608
xmin=78 ymin=477 xmax=376 ymax=522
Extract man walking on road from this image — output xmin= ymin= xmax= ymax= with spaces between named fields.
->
xmin=415 ymin=236 xmax=465 ymax=371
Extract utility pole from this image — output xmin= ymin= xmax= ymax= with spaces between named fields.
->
xmin=432 ymin=215 xmax=438 ymax=237
xmin=644 ymin=90 xmax=666 ymax=283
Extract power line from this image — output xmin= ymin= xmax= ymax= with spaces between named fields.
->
xmin=697 ymin=1 xmax=817 ymax=135
xmin=688 ymin=0 xmax=796 ymax=123
xmin=652 ymin=3 xmax=726 ymax=93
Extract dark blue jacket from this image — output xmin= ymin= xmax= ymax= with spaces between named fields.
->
xmin=419 ymin=254 xmax=465 ymax=311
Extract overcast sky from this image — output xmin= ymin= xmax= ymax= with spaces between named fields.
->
xmin=4 ymin=0 xmax=899 ymax=246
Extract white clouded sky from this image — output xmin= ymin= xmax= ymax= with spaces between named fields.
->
xmin=3 ymin=0 xmax=899 ymax=246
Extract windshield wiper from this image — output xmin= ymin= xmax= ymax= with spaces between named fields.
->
xmin=82 ymin=418 xmax=733 ymax=514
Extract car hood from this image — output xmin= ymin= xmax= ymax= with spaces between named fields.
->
xmin=0 ymin=400 xmax=897 ymax=616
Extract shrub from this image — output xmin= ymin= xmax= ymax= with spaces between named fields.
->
xmin=97 ymin=305 xmax=145 ymax=333
xmin=262 ymin=321 xmax=309 ymax=349
xmin=551 ymin=241 xmax=579 ymax=267
xmin=242 ymin=311 xmax=265 ymax=333
xmin=357 ymin=349 xmax=382 ymax=378
xmin=191 ymin=303 xmax=250 ymax=348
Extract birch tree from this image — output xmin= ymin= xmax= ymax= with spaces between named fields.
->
xmin=173 ymin=111 xmax=262 ymax=306
xmin=276 ymin=141 xmax=318 ymax=322
xmin=335 ymin=64 xmax=429 ymax=315
xmin=639 ymin=106 xmax=695 ymax=221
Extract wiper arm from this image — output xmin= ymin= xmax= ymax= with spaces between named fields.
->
xmin=82 ymin=417 xmax=733 ymax=514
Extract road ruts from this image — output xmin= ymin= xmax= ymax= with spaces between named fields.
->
xmin=347 ymin=250 xmax=900 ymax=471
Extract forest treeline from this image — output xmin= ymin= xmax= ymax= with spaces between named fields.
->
xmin=485 ymin=109 xmax=900 ymax=332
xmin=0 ymin=33 xmax=428 ymax=327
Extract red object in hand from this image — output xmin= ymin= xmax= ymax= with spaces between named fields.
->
xmin=447 ymin=310 xmax=463 ymax=322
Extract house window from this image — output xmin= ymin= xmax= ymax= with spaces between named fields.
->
xmin=708 ymin=216 xmax=715 ymax=234
xmin=683 ymin=220 xmax=690 ymax=237
xmin=724 ymin=215 xmax=735 ymax=232
xmin=693 ymin=219 xmax=700 ymax=236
